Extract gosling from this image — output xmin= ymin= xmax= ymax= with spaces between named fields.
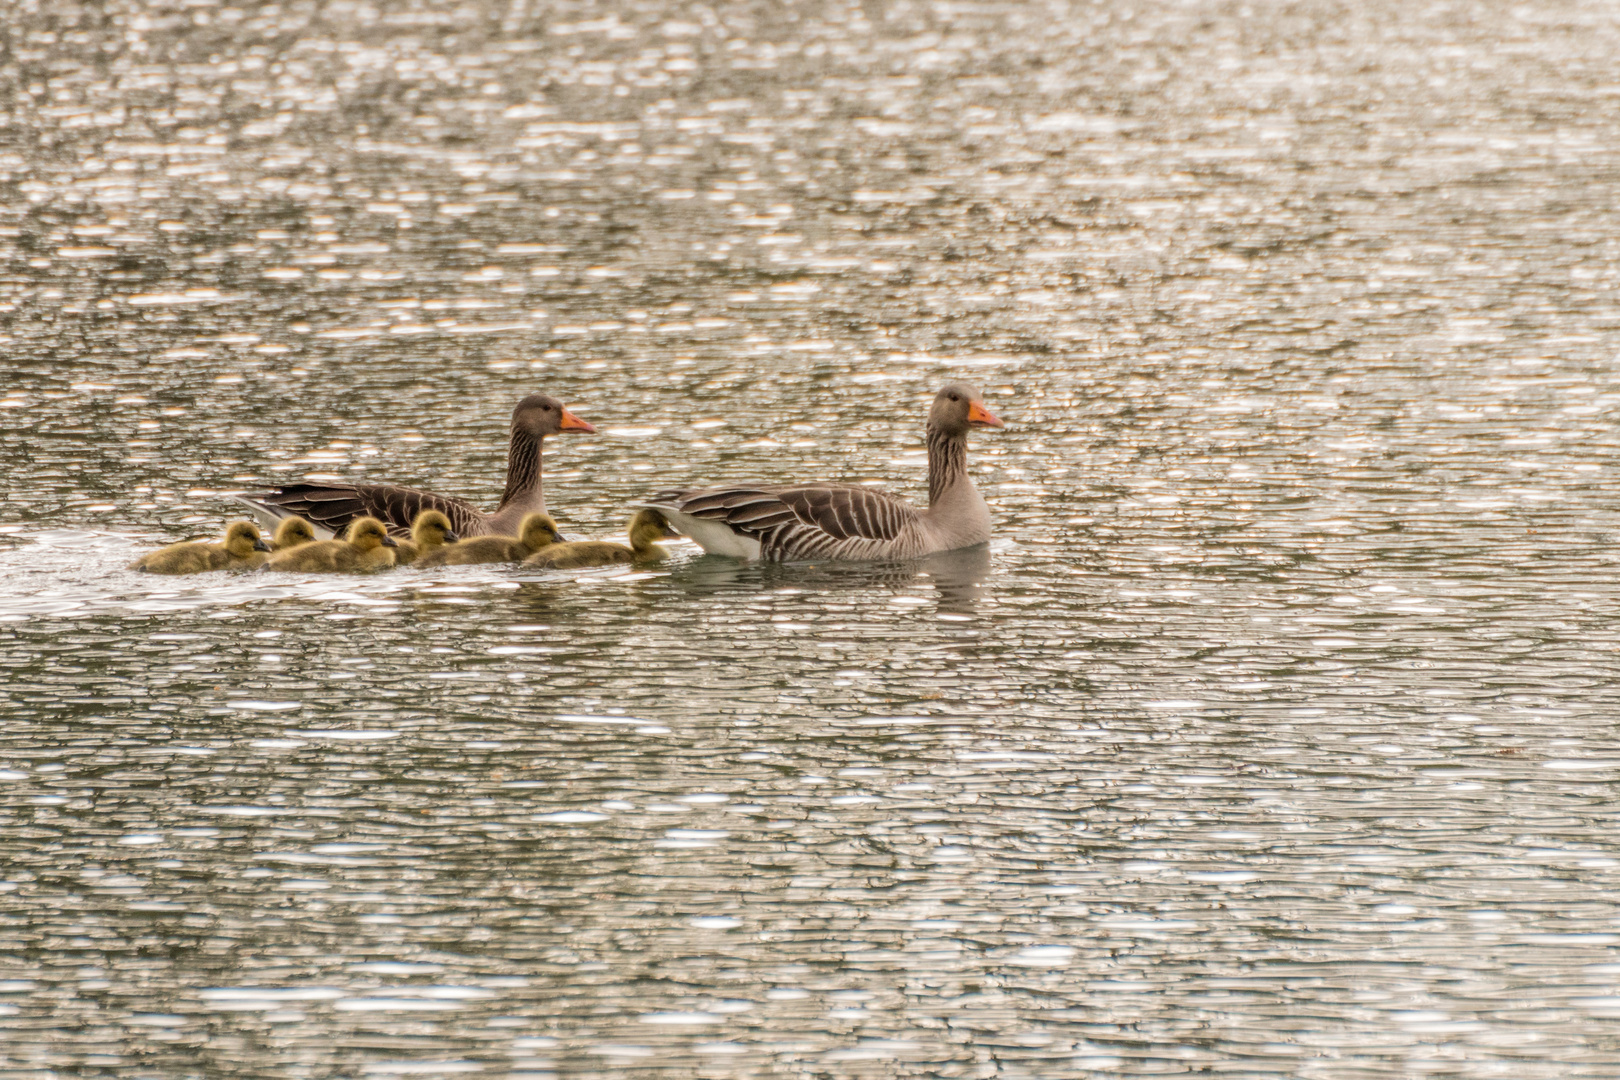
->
xmin=129 ymin=520 xmax=272 ymax=574
xmin=271 ymin=515 xmax=317 ymax=552
xmin=525 ymin=508 xmax=673 ymax=569
xmin=261 ymin=516 xmax=398 ymax=573
xmin=417 ymin=512 xmax=560 ymax=567
xmin=395 ymin=510 xmax=459 ymax=566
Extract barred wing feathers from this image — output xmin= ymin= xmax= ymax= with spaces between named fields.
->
xmin=243 ymin=483 xmax=487 ymax=539
xmin=650 ymin=484 xmax=922 ymax=561
xmin=778 ymin=486 xmax=913 ymax=542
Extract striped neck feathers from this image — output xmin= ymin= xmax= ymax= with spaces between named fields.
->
xmin=926 ymin=424 xmax=969 ymax=506
xmin=497 ymin=426 xmax=543 ymax=511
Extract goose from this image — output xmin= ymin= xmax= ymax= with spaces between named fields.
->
xmin=234 ymin=393 xmax=594 ymax=539
xmin=261 ymin=516 xmax=398 ymax=573
xmin=645 ymin=382 xmax=1004 ymax=562
xmin=417 ymin=512 xmax=561 ymax=567
xmin=524 ymin=508 xmax=674 ymax=569
xmin=129 ymin=520 xmax=271 ymax=574
xmin=394 ymin=510 xmax=459 ymax=566
xmin=271 ymin=515 xmax=317 ymax=552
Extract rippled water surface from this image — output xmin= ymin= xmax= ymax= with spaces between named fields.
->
xmin=9 ymin=1 xmax=1620 ymax=1076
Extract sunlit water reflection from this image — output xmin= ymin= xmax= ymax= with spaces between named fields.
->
xmin=7 ymin=0 xmax=1620 ymax=1076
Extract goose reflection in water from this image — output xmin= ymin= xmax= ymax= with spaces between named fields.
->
xmin=645 ymin=542 xmax=994 ymax=615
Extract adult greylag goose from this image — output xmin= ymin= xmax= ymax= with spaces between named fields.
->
xmin=394 ymin=510 xmax=459 ymax=566
xmin=417 ymin=512 xmax=561 ymax=567
xmin=234 ymin=393 xmax=594 ymax=539
xmin=645 ymin=383 xmax=1004 ymax=562
xmin=270 ymin=515 xmax=317 ymax=552
xmin=524 ymin=508 xmax=674 ymax=569
xmin=129 ymin=520 xmax=271 ymax=574
xmin=261 ymin=516 xmax=398 ymax=573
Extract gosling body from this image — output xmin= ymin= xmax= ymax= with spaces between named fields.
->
xmin=129 ymin=521 xmax=271 ymax=574
xmin=418 ymin=513 xmax=560 ymax=567
xmin=525 ymin=509 xmax=672 ymax=569
xmin=262 ymin=516 xmax=398 ymax=573
xmin=394 ymin=510 xmax=459 ymax=566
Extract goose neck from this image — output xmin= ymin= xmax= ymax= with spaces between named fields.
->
xmin=926 ymin=424 xmax=969 ymax=507
xmin=497 ymin=427 xmax=543 ymax=511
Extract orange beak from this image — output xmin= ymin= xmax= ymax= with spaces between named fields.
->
xmin=967 ymin=400 xmax=1004 ymax=428
xmin=559 ymin=408 xmax=595 ymax=434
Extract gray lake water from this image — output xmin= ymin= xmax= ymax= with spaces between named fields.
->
xmin=7 ymin=1 xmax=1620 ymax=1077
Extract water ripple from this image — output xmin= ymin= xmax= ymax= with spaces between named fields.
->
xmin=7 ymin=0 xmax=1620 ymax=1076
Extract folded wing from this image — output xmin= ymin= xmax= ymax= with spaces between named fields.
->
xmin=239 ymin=483 xmax=484 ymax=539
xmin=648 ymin=483 xmax=918 ymax=561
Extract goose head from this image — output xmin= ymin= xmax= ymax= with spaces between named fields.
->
xmin=513 ymin=393 xmax=595 ymax=438
xmin=273 ymin=515 xmax=317 ymax=550
xmin=346 ymin=517 xmax=398 ymax=551
xmin=411 ymin=509 xmax=458 ymax=546
xmin=225 ymin=520 xmax=272 ymax=558
xmin=519 ymin=512 xmax=563 ymax=550
xmin=929 ymin=382 xmax=1003 ymax=436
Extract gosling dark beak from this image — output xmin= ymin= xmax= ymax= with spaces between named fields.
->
xmin=443 ymin=530 xmax=459 ymax=543
xmin=382 ymin=535 xmax=398 ymax=548
xmin=253 ymin=538 xmax=272 ymax=552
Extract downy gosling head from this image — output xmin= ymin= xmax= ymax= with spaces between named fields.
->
xmin=272 ymin=515 xmax=317 ymax=551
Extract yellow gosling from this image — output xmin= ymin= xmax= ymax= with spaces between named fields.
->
xmin=271 ymin=515 xmax=317 ymax=552
xmin=261 ymin=516 xmax=398 ymax=573
xmin=394 ymin=510 xmax=459 ymax=566
xmin=417 ymin=512 xmax=560 ymax=567
xmin=525 ymin=508 xmax=673 ymax=569
xmin=130 ymin=521 xmax=271 ymax=574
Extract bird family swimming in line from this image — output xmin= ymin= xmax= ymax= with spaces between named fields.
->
xmin=128 ymin=383 xmax=1005 ymax=575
